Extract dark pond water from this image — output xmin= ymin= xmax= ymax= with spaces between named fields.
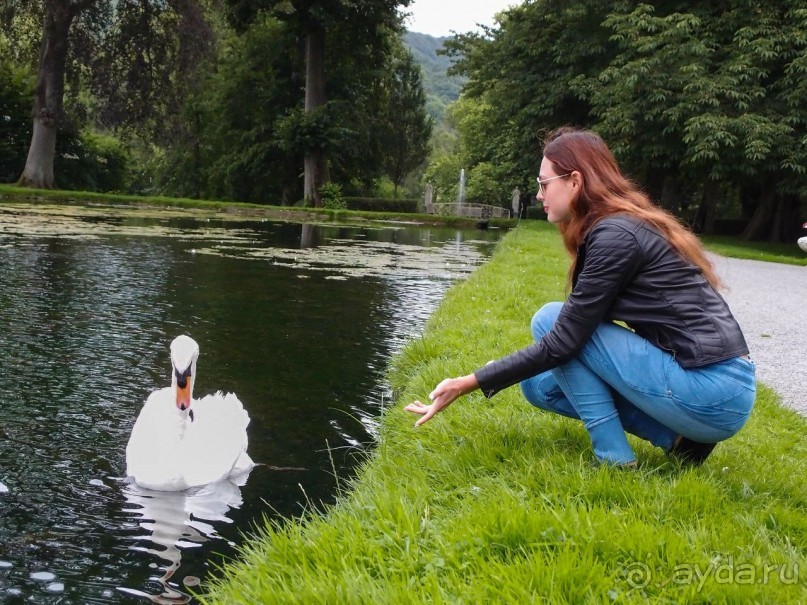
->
xmin=0 ymin=204 xmax=502 ymax=603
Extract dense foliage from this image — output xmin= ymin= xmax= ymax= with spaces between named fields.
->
xmin=431 ymin=0 xmax=807 ymax=241
xmin=379 ymin=48 xmax=433 ymax=196
xmin=216 ymin=0 xmax=420 ymax=205
xmin=0 ymin=51 xmax=33 ymax=183
xmin=3 ymin=0 xmax=432 ymax=204
xmin=154 ymin=9 xmax=432 ymax=204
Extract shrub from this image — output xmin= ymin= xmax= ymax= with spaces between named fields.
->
xmin=56 ymin=131 xmax=129 ymax=193
xmin=319 ymin=182 xmax=346 ymax=210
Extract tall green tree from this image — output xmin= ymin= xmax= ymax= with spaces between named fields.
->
xmin=158 ymin=14 xmax=302 ymax=202
xmin=588 ymin=4 xmax=701 ymax=205
xmin=157 ymin=11 xmax=426 ymax=205
xmin=0 ymin=24 xmax=127 ymax=190
xmin=224 ymin=0 xmax=411 ymax=206
xmin=380 ymin=47 xmax=433 ymax=197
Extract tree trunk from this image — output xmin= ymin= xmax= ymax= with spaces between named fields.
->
xmin=769 ymin=194 xmax=799 ymax=243
xmin=692 ymin=180 xmax=719 ymax=234
xmin=740 ymin=186 xmax=776 ymax=241
xmin=303 ymin=24 xmax=329 ymax=207
xmin=739 ymin=184 xmax=757 ymax=221
xmin=18 ymin=0 xmax=77 ymax=189
xmin=659 ymin=176 xmax=681 ymax=215
xmin=643 ymin=167 xmax=665 ymax=206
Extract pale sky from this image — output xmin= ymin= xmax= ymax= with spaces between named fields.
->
xmin=404 ymin=0 xmax=518 ymax=37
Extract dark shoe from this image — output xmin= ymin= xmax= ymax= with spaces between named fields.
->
xmin=670 ymin=436 xmax=717 ymax=465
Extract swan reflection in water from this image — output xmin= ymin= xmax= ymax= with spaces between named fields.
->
xmin=118 ymin=470 xmax=252 ymax=604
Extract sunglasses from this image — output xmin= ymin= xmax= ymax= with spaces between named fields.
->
xmin=536 ymin=173 xmax=571 ymax=196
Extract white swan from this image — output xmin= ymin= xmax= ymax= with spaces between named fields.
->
xmin=126 ymin=335 xmax=254 ymax=491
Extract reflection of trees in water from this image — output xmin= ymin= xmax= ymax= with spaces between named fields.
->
xmin=118 ymin=473 xmax=250 ymax=604
xmin=301 ymin=223 xmax=318 ymax=248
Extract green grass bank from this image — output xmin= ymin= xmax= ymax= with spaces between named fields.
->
xmin=201 ymin=221 xmax=806 ymax=604
xmin=701 ymin=235 xmax=807 ymax=266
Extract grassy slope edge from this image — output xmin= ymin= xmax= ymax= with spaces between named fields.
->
xmin=201 ymin=222 xmax=806 ymax=604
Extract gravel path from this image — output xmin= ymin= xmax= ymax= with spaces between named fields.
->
xmin=711 ymin=253 xmax=807 ymax=416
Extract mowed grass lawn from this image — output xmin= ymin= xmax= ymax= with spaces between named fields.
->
xmin=202 ymin=221 xmax=806 ymax=604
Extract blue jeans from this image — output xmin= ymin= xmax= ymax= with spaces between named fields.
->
xmin=520 ymin=302 xmax=756 ymax=465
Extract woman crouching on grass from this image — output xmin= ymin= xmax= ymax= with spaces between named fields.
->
xmin=406 ymin=127 xmax=756 ymax=467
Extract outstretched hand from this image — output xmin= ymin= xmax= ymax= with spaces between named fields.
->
xmin=403 ymin=400 xmax=440 ymax=426
xmin=404 ymin=374 xmax=479 ymax=426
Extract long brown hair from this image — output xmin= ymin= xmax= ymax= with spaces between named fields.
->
xmin=543 ymin=127 xmax=724 ymax=290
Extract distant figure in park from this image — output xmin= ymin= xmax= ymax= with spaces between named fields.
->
xmin=406 ymin=127 xmax=755 ymax=467
xmin=511 ymin=187 xmax=521 ymax=218
xmin=424 ymin=183 xmax=435 ymax=214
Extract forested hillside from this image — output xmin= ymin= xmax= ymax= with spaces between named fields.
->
xmin=404 ymin=31 xmax=466 ymax=120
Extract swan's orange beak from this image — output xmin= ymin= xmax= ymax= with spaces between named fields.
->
xmin=176 ymin=381 xmax=192 ymax=411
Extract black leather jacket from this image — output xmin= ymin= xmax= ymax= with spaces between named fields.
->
xmin=475 ymin=214 xmax=749 ymax=398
